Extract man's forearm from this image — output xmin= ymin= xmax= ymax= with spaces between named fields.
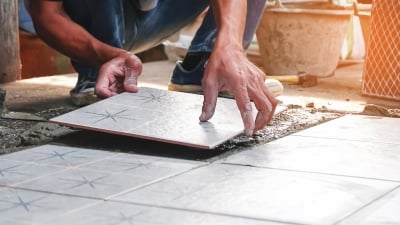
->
xmin=210 ymin=0 xmax=247 ymax=51
xmin=28 ymin=0 xmax=127 ymax=67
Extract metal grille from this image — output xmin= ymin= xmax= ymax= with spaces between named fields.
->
xmin=362 ymin=0 xmax=400 ymax=101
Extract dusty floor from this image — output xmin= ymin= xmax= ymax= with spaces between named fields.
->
xmin=0 ymin=61 xmax=399 ymax=158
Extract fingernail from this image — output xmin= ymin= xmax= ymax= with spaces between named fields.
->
xmin=199 ymin=111 xmax=206 ymax=121
xmin=244 ymin=128 xmax=253 ymax=136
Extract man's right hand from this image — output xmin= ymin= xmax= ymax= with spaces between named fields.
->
xmin=95 ymin=53 xmax=143 ymax=98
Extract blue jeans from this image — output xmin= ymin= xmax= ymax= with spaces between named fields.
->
xmin=61 ymin=0 xmax=266 ymax=82
xmin=19 ymin=0 xmax=36 ymax=34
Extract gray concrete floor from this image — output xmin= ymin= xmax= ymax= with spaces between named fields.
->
xmin=0 ymin=60 xmax=400 ymax=225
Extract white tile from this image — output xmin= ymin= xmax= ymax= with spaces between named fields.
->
xmin=16 ymin=167 xmax=164 ymax=199
xmin=111 ymin=164 xmax=397 ymax=225
xmin=220 ymin=135 xmax=400 ymax=181
xmin=0 ymin=187 xmax=99 ymax=225
xmin=43 ymin=201 xmax=289 ymax=225
xmin=15 ymin=154 xmax=204 ymax=199
xmin=0 ymin=160 xmax=65 ymax=186
xmin=0 ymin=219 xmax=31 ymax=225
xmin=293 ymin=115 xmax=400 ymax=144
xmin=50 ymin=87 xmax=286 ymax=149
xmin=1 ymin=145 xmax=118 ymax=167
xmin=337 ymin=186 xmax=400 ymax=225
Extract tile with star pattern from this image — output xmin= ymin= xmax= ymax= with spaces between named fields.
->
xmin=50 ymin=87 xmax=286 ymax=149
xmin=0 ymin=187 xmax=99 ymax=224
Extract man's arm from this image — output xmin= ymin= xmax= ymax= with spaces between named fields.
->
xmin=27 ymin=0 xmax=127 ymax=67
xmin=27 ymin=0 xmax=141 ymax=97
xmin=200 ymin=0 xmax=277 ymax=135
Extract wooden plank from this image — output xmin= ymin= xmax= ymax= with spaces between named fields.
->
xmin=0 ymin=0 xmax=21 ymax=83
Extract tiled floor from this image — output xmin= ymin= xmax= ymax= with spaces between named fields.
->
xmin=1 ymin=115 xmax=400 ymax=225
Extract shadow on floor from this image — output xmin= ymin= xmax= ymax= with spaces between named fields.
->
xmin=54 ymin=130 xmax=225 ymax=161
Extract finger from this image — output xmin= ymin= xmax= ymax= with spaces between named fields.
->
xmin=199 ymin=76 xmax=219 ymax=122
xmin=248 ymin=64 xmax=277 ymax=131
xmin=253 ymin=104 xmax=273 ymax=131
xmin=262 ymin=89 xmax=278 ymax=127
xmin=95 ymin=75 xmax=115 ymax=98
xmin=252 ymin=63 xmax=278 ymax=106
xmin=231 ymin=80 xmax=255 ymax=136
xmin=241 ymin=101 xmax=255 ymax=136
xmin=109 ymin=79 xmax=125 ymax=94
xmin=123 ymin=54 xmax=142 ymax=93
xmin=260 ymin=80 xmax=278 ymax=127
xmin=249 ymin=79 xmax=273 ymax=131
xmin=252 ymin=96 xmax=272 ymax=132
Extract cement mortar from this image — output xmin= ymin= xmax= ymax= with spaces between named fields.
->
xmin=19 ymin=122 xmax=74 ymax=146
xmin=0 ymin=105 xmax=341 ymax=159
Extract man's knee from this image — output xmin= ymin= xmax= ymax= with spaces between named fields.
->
xmin=135 ymin=0 xmax=158 ymax=11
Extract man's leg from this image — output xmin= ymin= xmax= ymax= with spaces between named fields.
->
xmin=62 ymin=0 xmax=125 ymax=106
xmin=123 ymin=0 xmax=209 ymax=53
xmin=189 ymin=0 xmax=266 ymax=53
xmin=63 ymin=0 xmax=209 ymax=106
xmin=169 ymin=0 xmax=283 ymax=97
xmin=19 ymin=0 xmax=36 ymax=34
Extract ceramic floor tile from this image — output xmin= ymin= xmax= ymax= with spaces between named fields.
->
xmin=15 ymin=167 xmax=166 ymax=199
xmin=50 ymin=87 xmax=286 ymax=149
xmin=293 ymin=115 xmax=400 ymax=144
xmin=1 ymin=145 xmax=118 ymax=167
xmin=81 ymin=152 xmax=205 ymax=175
xmin=43 ymin=201 xmax=290 ymax=225
xmin=0 ymin=187 xmax=99 ymax=225
xmin=15 ymin=154 xmax=203 ymax=200
xmin=111 ymin=164 xmax=397 ymax=225
xmin=0 ymin=159 xmax=65 ymax=186
xmin=220 ymin=135 xmax=400 ymax=181
xmin=0 ymin=219 xmax=28 ymax=225
xmin=337 ymin=186 xmax=400 ymax=225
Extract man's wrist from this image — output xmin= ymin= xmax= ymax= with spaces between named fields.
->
xmin=214 ymin=36 xmax=243 ymax=53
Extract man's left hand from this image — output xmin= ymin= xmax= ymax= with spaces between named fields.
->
xmin=199 ymin=45 xmax=278 ymax=136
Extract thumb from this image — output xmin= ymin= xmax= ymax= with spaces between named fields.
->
xmin=123 ymin=54 xmax=142 ymax=93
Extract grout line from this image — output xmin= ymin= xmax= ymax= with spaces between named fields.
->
xmin=107 ymin=199 xmax=308 ymax=225
xmin=331 ymin=184 xmax=400 ymax=225
xmin=220 ymin=162 xmax=400 ymax=184
xmin=104 ymin=162 xmax=210 ymax=200
xmin=292 ymin=134 xmax=400 ymax=146
xmin=0 ymin=155 xmax=125 ymax=187
xmin=4 ymin=164 xmax=72 ymax=187
xmin=0 ymin=184 xmax=103 ymax=201
xmin=0 ymin=183 xmax=306 ymax=225
xmin=0 ymin=161 xmax=211 ymax=203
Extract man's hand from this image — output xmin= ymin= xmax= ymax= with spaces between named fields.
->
xmin=95 ymin=53 xmax=143 ymax=98
xmin=200 ymin=44 xmax=277 ymax=136
xmin=200 ymin=0 xmax=278 ymax=135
